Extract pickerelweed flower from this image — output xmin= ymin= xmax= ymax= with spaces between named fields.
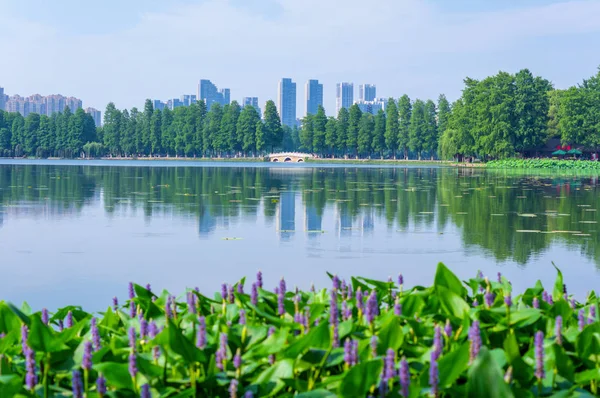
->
xmin=590 ymin=305 xmax=597 ymax=323
xmin=228 ymin=285 xmax=235 ymax=304
xmin=237 ymin=282 xmax=244 ymax=294
xmin=21 ymin=324 xmax=28 ymax=353
xmin=41 ymin=308 xmax=49 ymax=325
xmin=341 ymin=279 xmax=347 ymax=295
xmin=140 ymin=319 xmax=148 ymax=340
xmin=128 ymin=282 xmax=135 ymax=300
xmin=429 ymin=352 xmax=439 ymax=398
xmin=96 ymin=374 xmax=106 ymax=396
xmin=229 ymin=379 xmax=239 ymax=398
xmin=197 ymin=316 xmax=206 ymax=349
xmin=149 ymin=322 xmax=160 ymax=361
xmin=91 ymin=317 xmax=101 ymax=351
xmin=82 ymin=341 xmax=93 ymax=370
xmin=477 ymin=270 xmax=483 ymax=279
xmin=58 ymin=320 xmax=64 ymax=332
xmin=343 ymin=339 xmax=353 ymax=367
xmin=432 ymin=325 xmax=442 ymax=361
xmin=66 ymin=311 xmax=73 ymax=328
xmin=578 ymin=309 xmax=585 ymax=331
xmin=216 ymin=332 xmax=228 ymax=370
xmin=221 ymin=283 xmax=228 ymax=302
xmin=341 ymin=300 xmax=349 ymax=321
xmin=268 ymin=327 xmax=276 ymax=365
xmin=497 ymin=272 xmax=502 ymax=283
xmin=256 ymin=270 xmax=263 ymax=289
xmin=468 ymin=321 xmax=481 ymax=363
xmin=484 ymin=289 xmax=495 ymax=308
xmin=129 ymin=301 xmax=136 ymax=318
xmin=444 ymin=319 xmax=452 ymax=339
xmin=238 ymin=308 xmax=246 ymax=325
xmin=555 ymin=316 xmax=563 ymax=346
xmin=398 ymin=273 xmax=404 ymax=287
xmin=251 ymin=283 xmax=258 ymax=305
xmin=332 ymin=274 xmax=340 ymax=290
xmin=383 ymin=348 xmax=395 ymax=382
xmin=72 ymin=370 xmax=83 ymax=398
xmin=399 ymin=357 xmax=410 ymax=397
xmin=128 ymin=352 xmax=137 ymax=379
xmin=547 ymin=295 xmax=554 ymax=306
xmin=112 ymin=297 xmax=119 ymax=311
xmin=128 ymin=326 xmax=136 ymax=349
xmin=570 ymin=298 xmax=576 ymax=309
xmin=504 ymin=293 xmax=512 ymax=308
xmin=534 ymin=331 xmax=544 ymax=380
xmin=347 ymin=285 xmax=353 ymax=300
xmin=187 ymin=292 xmax=196 ymax=315
xmin=394 ymin=297 xmax=402 ymax=316
xmin=366 ymin=291 xmax=379 ymax=324
xmin=279 ymin=277 xmax=287 ymax=296
xmin=332 ymin=322 xmax=339 ymax=348
xmin=472 ymin=298 xmax=478 ymax=307
xmin=277 ymin=290 xmax=285 ymax=316
xmin=533 ymin=297 xmax=540 ymax=309
xmin=370 ymin=335 xmax=378 ymax=358
xmin=356 ymin=287 xmax=364 ymax=314
xmin=542 ymin=290 xmax=549 ymax=303
xmin=24 ymin=346 xmax=37 ymax=391
xmin=165 ymin=298 xmax=173 ymax=319
xmin=141 ymin=384 xmax=151 ymax=398
xmin=233 ymin=348 xmax=242 ymax=369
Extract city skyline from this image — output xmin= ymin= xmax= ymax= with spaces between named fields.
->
xmin=305 ymin=79 xmax=323 ymax=116
xmin=278 ymin=78 xmax=296 ymax=127
xmin=0 ymin=92 xmax=83 ymax=117
xmin=1 ymin=1 xmax=598 ymax=119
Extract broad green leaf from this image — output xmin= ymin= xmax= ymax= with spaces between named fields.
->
xmin=377 ymin=315 xmax=404 ymax=355
xmin=7 ymin=302 xmax=30 ymax=326
xmin=503 ymin=331 xmax=533 ymax=385
xmin=0 ymin=302 xmax=21 ymax=334
xmin=167 ymin=319 xmax=205 ymax=363
xmin=0 ymin=375 xmax=21 ymax=397
xmin=296 ymin=389 xmax=337 ymax=398
xmin=245 ymin=327 xmax=289 ymax=359
xmin=338 ymin=359 xmax=383 ymax=398
xmin=283 ymin=321 xmax=330 ymax=359
xmin=438 ymin=342 xmax=470 ymax=387
xmin=509 ymin=308 xmax=541 ymax=328
xmin=575 ymin=323 xmax=600 ymax=362
xmin=466 ymin=347 xmax=514 ymax=398
xmin=28 ymin=314 xmax=67 ymax=353
xmin=252 ymin=359 xmax=293 ymax=396
xmin=552 ymin=344 xmax=574 ymax=382
xmin=552 ymin=263 xmax=564 ymax=302
xmin=94 ymin=362 xmax=134 ymax=390
xmin=437 ymin=286 xmax=469 ymax=319
xmin=434 ymin=262 xmax=467 ymax=297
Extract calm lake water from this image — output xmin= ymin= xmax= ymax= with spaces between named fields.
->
xmin=1 ymin=160 xmax=599 ymax=311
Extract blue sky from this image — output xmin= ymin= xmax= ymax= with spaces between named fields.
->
xmin=1 ymin=0 xmax=599 ymax=116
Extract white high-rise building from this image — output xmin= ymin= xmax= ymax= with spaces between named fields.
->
xmin=335 ymin=82 xmax=354 ymax=115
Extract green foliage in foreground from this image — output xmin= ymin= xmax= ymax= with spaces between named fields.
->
xmin=1 ymin=263 xmax=599 ymax=397
xmin=487 ymin=158 xmax=600 ymax=171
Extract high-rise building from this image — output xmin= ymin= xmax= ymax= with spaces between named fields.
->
xmin=0 ymin=87 xmax=5 ymax=111
xmin=358 ymin=84 xmax=376 ymax=102
xmin=180 ymin=95 xmax=197 ymax=107
xmin=305 ymin=79 xmax=323 ymax=116
xmin=242 ymin=97 xmax=261 ymax=117
xmin=152 ymin=100 xmax=165 ymax=111
xmin=335 ymin=83 xmax=354 ymax=115
xmin=85 ymin=107 xmax=102 ymax=127
xmin=198 ymin=80 xmax=230 ymax=110
xmin=355 ymin=98 xmax=387 ymax=115
xmin=66 ymin=97 xmax=82 ymax=112
xmin=167 ymin=98 xmax=183 ymax=110
xmin=278 ymin=78 xmax=296 ymax=127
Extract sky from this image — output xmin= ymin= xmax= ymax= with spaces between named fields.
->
xmin=1 ymin=0 xmax=599 ymax=117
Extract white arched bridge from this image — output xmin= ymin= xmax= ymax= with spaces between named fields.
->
xmin=268 ymin=152 xmax=314 ymax=162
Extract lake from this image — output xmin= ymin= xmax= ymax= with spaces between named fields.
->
xmin=1 ymin=160 xmax=599 ymax=311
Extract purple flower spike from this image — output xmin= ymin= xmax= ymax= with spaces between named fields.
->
xmin=341 ymin=279 xmax=347 ymax=296
xmin=278 ymin=290 xmax=285 ymax=316
xmin=533 ymin=297 xmax=539 ymax=309
xmin=578 ymin=309 xmax=585 ymax=331
xmin=128 ymin=352 xmax=137 ymax=379
xmin=91 ymin=317 xmax=101 ymax=351
xmin=432 ymin=325 xmax=442 ymax=361
xmin=21 ymin=324 xmax=28 ymax=353
xmin=229 ymin=379 xmax=239 ymax=398
xmin=370 ymin=335 xmax=378 ymax=358
xmin=383 ymin=348 xmax=395 ymax=382
xmin=534 ymin=331 xmax=544 ymax=380
xmin=149 ymin=322 xmax=160 ymax=360
xmin=197 ymin=316 xmax=206 ymax=349
xmin=341 ymin=300 xmax=349 ymax=321
xmin=82 ymin=341 xmax=93 ymax=370
xmin=347 ymin=285 xmax=353 ymax=300
xmin=237 ymin=282 xmax=244 ymax=294
xmin=429 ymin=352 xmax=439 ymax=398
xmin=228 ymin=285 xmax=235 ymax=304
xmin=41 ymin=308 xmax=49 ymax=325
xmin=244 ymin=391 xmax=254 ymax=398
xmin=570 ymin=298 xmax=576 ymax=309
xmin=444 ymin=319 xmax=452 ymax=339
xmin=356 ymin=287 xmax=364 ymax=313
xmin=146 ymin=283 xmax=151 ymax=293
xmin=233 ymin=348 xmax=242 ymax=369
xmin=548 ymin=295 xmax=554 ymax=306
xmin=477 ymin=270 xmax=483 ymax=279
xmin=24 ymin=346 xmax=37 ymax=391
xmin=468 ymin=321 xmax=481 ymax=363
xmin=268 ymin=327 xmax=276 ymax=365
xmin=216 ymin=333 xmax=228 ymax=370
xmin=112 ymin=297 xmax=118 ymax=311
xmin=58 ymin=320 xmax=64 ymax=332
xmin=129 ymin=301 xmax=136 ymax=318
xmin=542 ymin=290 xmax=549 ymax=303
xmin=187 ymin=292 xmax=197 ymax=315
xmin=555 ymin=316 xmax=563 ymax=346
xmin=279 ymin=277 xmax=287 ymax=296
xmin=472 ymin=298 xmax=478 ymax=307
xmin=332 ymin=322 xmax=339 ymax=348
xmin=591 ymin=305 xmax=597 ymax=321
xmin=344 ymin=339 xmax=354 ymax=367
xmin=221 ymin=283 xmax=228 ymax=302
xmin=140 ymin=319 xmax=148 ymax=339
xmin=394 ymin=297 xmax=402 ymax=316
xmin=128 ymin=327 xmax=136 ymax=349
xmin=128 ymin=282 xmax=135 ymax=300
xmin=398 ymin=273 xmax=404 ymax=287
xmin=66 ymin=311 xmax=73 ymax=328
xmin=251 ymin=282 xmax=258 ymax=306
xmin=72 ymin=370 xmax=83 ymax=398
xmin=399 ymin=357 xmax=410 ymax=397
xmin=141 ymin=384 xmax=151 ymax=398
xmin=332 ymin=275 xmax=340 ymax=291
xmin=96 ymin=374 xmax=106 ymax=396
xmin=497 ymin=272 xmax=502 ymax=283
xmin=365 ymin=291 xmax=378 ymax=324
xmin=330 ymin=289 xmax=339 ymax=325
xmin=256 ymin=270 xmax=263 ymax=289
xmin=484 ymin=290 xmax=495 ymax=308
xmin=504 ymin=293 xmax=512 ymax=308
xmin=239 ymin=309 xmax=247 ymax=325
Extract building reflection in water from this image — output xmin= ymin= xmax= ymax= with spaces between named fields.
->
xmin=305 ymin=203 xmax=323 ymax=239
xmin=278 ymin=191 xmax=296 ymax=241
xmin=336 ymin=202 xmax=352 ymax=238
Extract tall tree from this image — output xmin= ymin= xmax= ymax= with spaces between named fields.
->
xmin=347 ymin=104 xmax=362 ymax=157
xmin=150 ymin=108 xmax=162 ymax=155
xmin=23 ymin=113 xmax=40 ymax=155
xmin=422 ymin=100 xmax=438 ymax=159
xmin=397 ymin=95 xmax=412 ymax=159
xmin=161 ymin=107 xmax=175 ymax=156
xmin=324 ymin=117 xmax=337 ymax=156
xmin=408 ymin=99 xmax=426 ymax=159
xmin=384 ymin=98 xmax=399 ymax=158
xmin=140 ymin=99 xmax=153 ymax=155
xmin=255 ymin=120 xmax=265 ymax=153
xmin=103 ymin=102 xmax=122 ymax=156
xmin=263 ymin=100 xmax=283 ymax=152
xmin=372 ymin=109 xmax=386 ymax=158
xmin=357 ymin=112 xmax=374 ymax=157
xmin=437 ymin=94 xmax=451 ymax=138
xmin=513 ymin=69 xmax=552 ymax=153
xmin=120 ymin=109 xmax=135 ymax=156
xmin=299 ymin=114 xmax=314 ymax=152
xmin=237 ymin=105 xmax=260 ymax=155
xmin=204 ymin=103 xmax=223 ymax=156
xmin=312 ymin=105 xmax=327 ymax=154
xmin=335 ymin=108 xmax=349 ymax=156
xmin=223 ymin=101 xmax=241 ymax=153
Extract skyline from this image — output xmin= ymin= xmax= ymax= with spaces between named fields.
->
xmin=1 ymin=0 xmax=600 ymax=115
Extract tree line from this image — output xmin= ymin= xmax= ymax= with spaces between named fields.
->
xmin=1 ymin=66 xmax=599 ymax=159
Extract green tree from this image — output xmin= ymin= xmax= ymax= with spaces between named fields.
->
xmin=255 ymin=120 xmax=265 ymax=153
xmin=263 ymin=100 xmax=283 ymax=152
xmin=335 ymin=108 xmax=349 ymax=156
xmin=422 ymin=100 xmax=438 ymax=159
xmin=347 ymin=104 xmax=362 ymax=157
xmin=408 ymin=99 xmax=425 ymax=159
xmin=300 ymin=114 xmax=314 ymax=152
xmin=372 ymin=109 xmax=386 ymax=158
xmin=140 ymin=99 xmax=153 ymax=155
xmin=204 ymin=103 xmax=223 ymax=156
xmin=161 ymin=107 xmax=175 ymax=156
xmin=357 ymin=112 xmax=374 ymax=157
xmin=11 ymin=113 xmax=25 ymax=156
xmin=150 ymin=108 xmax=162 ymax=155
xmin=23 ymin=113 xmax=40 ymax=155
xmin=513 ymin=69 xmax=552 ymax=153
xmin=103 ymin=102 xmax=122 ymax=156
xmin=324 ymin=117 xmax=337 ymax=156
xmin=397 ymin=95 xmax=412 ymax=159
xmin=222 ymin=101 xmax=241 ymax=153
xmin=237 ymin=105 xmax=260 ymax=155
xmin=437 ymin=94 xmax=451 ymax=138
xmin=120 ymin=109 xmax=135 ymax=156
xmin=384 ymin=98 xmax=398 ymax=158
xmin=312 ymin=105 xmax=327 ymax=155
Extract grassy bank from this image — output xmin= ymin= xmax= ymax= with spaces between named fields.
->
xmin=487 ymin=158 xmax=600 ymax=171
xmin=0 ymin=263 xmax=598 ymax=397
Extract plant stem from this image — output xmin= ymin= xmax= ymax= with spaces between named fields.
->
xmin=84 ymin=368 xmax=89 ymax=398
xmin=43 ymin=354 xmax=50 ymax=398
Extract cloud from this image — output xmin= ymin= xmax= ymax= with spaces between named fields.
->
xmin=0 ymin=0 xmax=599 ymax=113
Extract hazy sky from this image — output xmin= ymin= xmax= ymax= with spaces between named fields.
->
xmin=1 ymin=0 xmax=599 ymax=116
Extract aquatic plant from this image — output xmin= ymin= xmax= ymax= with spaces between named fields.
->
xmin=0 ymin=263 xmax=598 ymax=397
